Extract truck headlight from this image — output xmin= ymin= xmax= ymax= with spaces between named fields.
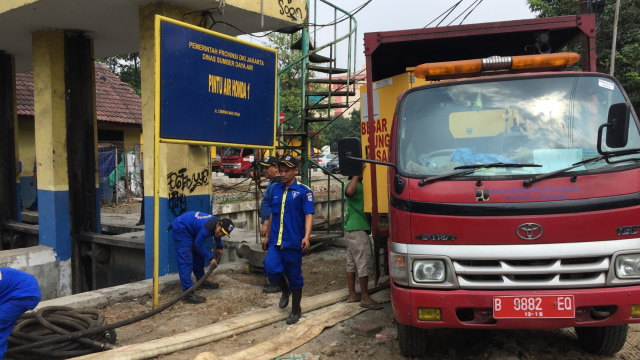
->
xmin=413 ymin=260 xmax=446 ymax=283
xmin=390 ymin=251 xmax=408 ymax=286
xmin=615 ymin=254 xmax=640 ymax=278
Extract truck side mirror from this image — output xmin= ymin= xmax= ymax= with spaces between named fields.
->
xmin=605 ymin=102 xmax=630 ymax=148
xmin=338 ymin=137 xmax=364 ymax=176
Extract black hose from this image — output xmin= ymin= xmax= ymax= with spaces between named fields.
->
xmin=6 ymin=253 xmax=222 ymax=359
xmin=8 ymin=307 xmax=116 ymax=359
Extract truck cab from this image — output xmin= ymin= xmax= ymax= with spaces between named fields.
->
xmin=221 ymin=147 xmax=255 ymax=178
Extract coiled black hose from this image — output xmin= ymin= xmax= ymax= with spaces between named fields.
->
xmin=7 ymin=307 xmax=116 ymax=359
xmin=6 ymin=254 xmax=221 ymax=359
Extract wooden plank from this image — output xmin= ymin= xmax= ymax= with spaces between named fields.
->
xmin=195 ymin=289 xmax=391 ymax=360
xmin=70 ymin=289 xmax=353 ymax=360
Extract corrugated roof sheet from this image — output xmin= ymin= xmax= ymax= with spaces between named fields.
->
xmin=16 ymin=61 xmax=141 ymax=126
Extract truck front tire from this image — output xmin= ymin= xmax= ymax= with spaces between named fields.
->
xmin=574 ymin=324 xmax=628 ymax=355
xmin=397 ymin=323 xmax=427 ymax=357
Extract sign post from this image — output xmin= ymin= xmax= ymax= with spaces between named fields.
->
xmin=153 ymin=15 xmax=277 ymax=308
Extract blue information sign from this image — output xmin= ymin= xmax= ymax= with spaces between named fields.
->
xmin=158 ymin=18 xmax=277 ymax=146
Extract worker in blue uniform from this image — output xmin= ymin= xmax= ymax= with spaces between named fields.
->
xmin=170 ymin=212 xmax=234 ymax=304
xmin=0 ymin=268 xmax=42 ymax=358
xmin=262 ymin=156 xmax=314 ymax=324
xmin=259 ymin=156 xmax=282 ymax=294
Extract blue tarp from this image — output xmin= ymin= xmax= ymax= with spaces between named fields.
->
xmin=450 ymin=147 xmax=513 ymax=166
xmin=98 ymin=150 xmax=116 ymax=177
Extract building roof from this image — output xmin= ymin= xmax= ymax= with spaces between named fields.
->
xmin=0 ymin=0 xmax=304 ymax=73
xmin=16 ymin=61 xmax=142 ymax=126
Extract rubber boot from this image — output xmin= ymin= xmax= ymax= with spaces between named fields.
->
xmin=196 ymin=278 xmax=219 ymax=289
xmin=286 ymin=289 xmax=302 ymax=324
xmin=184 ymin=293 xmax=206 ymax=304
xmin=278 ymin=277 xmax=290 ymax=309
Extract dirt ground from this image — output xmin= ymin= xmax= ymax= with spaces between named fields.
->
xmin=95 ymin=187 xmax=640 ymax=360
xmin=96 ymin=243 xmax=640 ymax=360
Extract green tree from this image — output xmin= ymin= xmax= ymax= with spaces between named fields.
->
xmin=528 ymin=0 xmax=640 ymax=110
xmin=267 ymin=33 xmax=304 ymax=133
xmin=98 ymin=53 xmax=141 ymax=96
xmin=320 ymin=109 xmax=361 ymax=150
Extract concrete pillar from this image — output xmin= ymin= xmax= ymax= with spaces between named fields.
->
xmin=0 ymin=52 xmax=20 ymax=227
xmin=139 ymin=4 xmax=210 ymax=279
xmin=32 ymin=30 xmax=98 ymax=296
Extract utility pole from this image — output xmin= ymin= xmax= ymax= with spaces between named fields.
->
xmin=610 ymin=0 xmax=621 ymax=76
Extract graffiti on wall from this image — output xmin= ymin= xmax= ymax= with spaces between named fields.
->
xmin=167 ymin=167 xmax=209 ymax=217
xmin=279 ymin=0 xmax=304 ymax=21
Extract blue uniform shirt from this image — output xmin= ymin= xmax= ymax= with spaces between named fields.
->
xmin=171 ymin=211 xmax=223 ymax=261
xmin=0 ymin=268 xmax=41 ymax=302
xmin=269 ymin=179 xmax=315 ymax=249
xmin=260 ymin=176 xmax=281 ymax=222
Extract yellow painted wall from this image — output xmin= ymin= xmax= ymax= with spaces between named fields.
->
xmin=160 ymin=144 xmax=211 ymax=197
xmin=139 ymin=3 xmax=200 ymax=197
xmin=228 ymin=0 xmax=307 ymax=21
xmin=17 ymin=118 xmax=36 ymax=176
xmin=32 ymin=30 xmax=68 ymax=192
xmin=99 ymin=125 xmax=142 ymax=150
xmin=0 ymin=0 xmax=39 ymax=13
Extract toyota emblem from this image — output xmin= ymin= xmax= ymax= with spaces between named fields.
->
xmin=517 ymin=223 xmax=543 ymax=240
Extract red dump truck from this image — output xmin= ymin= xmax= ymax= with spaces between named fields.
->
xmin=339 ymin=14 xmax=640 ymax=357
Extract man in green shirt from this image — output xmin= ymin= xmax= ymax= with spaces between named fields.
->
xmin=344 ymin=173 xmax=382 ymax=309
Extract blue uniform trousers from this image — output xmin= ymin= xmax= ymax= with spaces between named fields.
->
xmin=0 ymin=295 xmax=41 ymax=358
xmin=264 ymin=245 xmax=304 ymax=289
xmin=174 ymin=238 xmax=206 ymax=292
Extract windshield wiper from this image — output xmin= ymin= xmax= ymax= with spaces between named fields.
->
xmin=418 ymin=163 xmax=541 ymax=187
xmin=522 ymin=149 xmax=640 ymax=187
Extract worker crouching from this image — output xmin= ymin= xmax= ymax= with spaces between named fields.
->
xmin=170 ymin=212 xmax=234 ymax=304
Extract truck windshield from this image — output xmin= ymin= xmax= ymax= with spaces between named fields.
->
xmin=223 ymin=148 xmax=242 ymax=156
xmin=397 ymin=74 xmax=640 ymax=178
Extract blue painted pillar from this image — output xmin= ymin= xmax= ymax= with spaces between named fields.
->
xmin=139 ymin=5 xmax=211 ymax=279
xmin=31 ymin=30 xmax=98 ymax=295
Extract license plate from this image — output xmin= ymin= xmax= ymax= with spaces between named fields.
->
xmin=493 ymin=295 xmax=575 ymax=319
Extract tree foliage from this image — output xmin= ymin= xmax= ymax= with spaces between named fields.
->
xmin=98 ymin=53 xmax=141 ymax=96
xmin=528 ymin=0 xmax=640 ymax=110
xmin=266 ymin=32 xmax=304 ymax=133
xmin=320 ymin=109 xmax=361 ymax=150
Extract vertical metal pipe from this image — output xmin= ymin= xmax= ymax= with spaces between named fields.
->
xmin=300 ymin=0 xmax=310 ymax=185
xmin=114 ymin=147 xmax=118 ymax=205
xmin=327 ymin=174 xmax=330 ymax=232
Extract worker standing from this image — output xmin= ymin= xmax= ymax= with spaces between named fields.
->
xmin=258 ymin=156 xmax=282 ymax=294
xmin=344 ymin=173 xmax=382 ymax=310
xmin=262 ymin=156 xmax=314 ymax=324
xmin=170 ymin=212 xmax=234 ymax=304
xmin=0 ymin=268 xmax=41 ymax=358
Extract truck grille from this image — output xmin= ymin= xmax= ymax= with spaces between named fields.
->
xmin=453 ymin=256 xmax=610 ymax=289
